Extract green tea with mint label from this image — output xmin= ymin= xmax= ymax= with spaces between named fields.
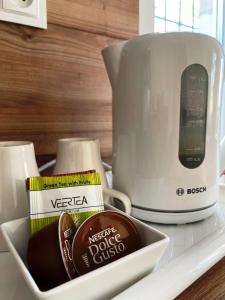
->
xmin=28 ymin=172 xmax=104 ymax=234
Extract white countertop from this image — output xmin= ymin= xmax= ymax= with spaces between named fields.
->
xmin=2 ymin=185 xmax=225 ymax=300
xmin=114 ymin=185 xmax=225 ymax=300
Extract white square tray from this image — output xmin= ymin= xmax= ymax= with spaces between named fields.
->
xmin=1 ymin=204 xmax=169 ymax=300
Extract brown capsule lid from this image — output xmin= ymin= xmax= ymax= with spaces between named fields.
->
xmin=58 ymin=212 xmax=78 ymax=279
xmin=72 ymin=211 xmax=141 ymax=275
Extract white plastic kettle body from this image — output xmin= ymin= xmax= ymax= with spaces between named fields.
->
xmin=102 ymin=32 xmax=225 ymax=224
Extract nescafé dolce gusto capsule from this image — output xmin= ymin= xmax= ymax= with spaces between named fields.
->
xmin=27 ymin=212 xmax=77 ymax=286
xmin=72 ymin=211 xmax=141 ymax=275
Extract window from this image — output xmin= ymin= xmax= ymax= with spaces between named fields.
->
xmin=154 ymin=0 xmax=224 ymax=44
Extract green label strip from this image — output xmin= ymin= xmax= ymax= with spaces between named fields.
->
xmin=28 ymin=172 xmax=101 ymax=191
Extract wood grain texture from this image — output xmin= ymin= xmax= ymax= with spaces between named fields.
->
xmin=48 ymin=0 xmax=139 ymax=39
xmin=176 ymin=257 xmax=225 ymax=300
xmin=0 ymin=22 xmax=118 ymax=157
xmin=0 ymin=0 xmax=139 ymax=159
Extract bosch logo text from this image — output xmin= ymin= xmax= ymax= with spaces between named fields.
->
xmin=187 ymin=187 xmax=206 ymax=194
xmin=176 ymin=187 xmax=206 ymax=196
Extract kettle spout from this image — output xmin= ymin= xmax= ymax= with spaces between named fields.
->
xmin=102 ymin=41 xmax=127 ymax=88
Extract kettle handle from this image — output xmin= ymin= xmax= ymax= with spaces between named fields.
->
xmin=220 ymin=136 xmax=225 ymax=175
xmin=220 ymin=64 xmax=225 ymax=175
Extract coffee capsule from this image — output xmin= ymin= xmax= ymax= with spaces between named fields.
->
xmin=72 ymin=211 xmax=141 ymax=275
xmin=27 ymin=212 xmax=77 ymax=287
xmin=59 ymin=212 xmax=77 ymax=279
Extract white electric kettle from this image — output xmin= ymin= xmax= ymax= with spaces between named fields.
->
xmin=102 ymin=32 xmax=225 ymax=224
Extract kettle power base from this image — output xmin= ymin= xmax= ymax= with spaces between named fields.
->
xmin=131 ymin=204 xmax=217 ymax=224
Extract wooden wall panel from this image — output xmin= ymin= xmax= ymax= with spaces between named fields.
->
xmin=48 ymin=0 xmax=139 ymax=39
xmin=0 ymin=0 xmax=139 ymax=163
xmin=0 ymin=23 xmax=118 ymax=158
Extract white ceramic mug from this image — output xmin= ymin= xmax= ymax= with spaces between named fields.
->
xmin=0 ymin=141 xmax=39 ymax=251
xmin=53 ymin=138 xmax=131 ymax=214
